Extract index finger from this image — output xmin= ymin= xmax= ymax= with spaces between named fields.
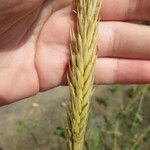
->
xmin=52 ymin=0 xmax=150 ymax=20
xmin=101 ymin=0 xmax=150 ymax=20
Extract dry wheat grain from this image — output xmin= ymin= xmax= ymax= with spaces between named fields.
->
xmin=67 ymin=0 xmax=101 ymax=150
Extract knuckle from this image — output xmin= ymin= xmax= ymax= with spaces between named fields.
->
xmin=111 ymin=24 xmax=122 ymax=57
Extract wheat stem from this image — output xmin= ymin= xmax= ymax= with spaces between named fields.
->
xmin=67 ymin=0 xmax=101 ymax=149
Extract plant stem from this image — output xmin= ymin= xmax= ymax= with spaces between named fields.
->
xmin=131 ymin=86 xmax=146 ymax=130
xmin=130 ymin=126 xmax=150 ymax=150
xmin=113 ymin=121 xmax=120 ymax=150
xmin=124 ymin=85 xmax=148 ymax=113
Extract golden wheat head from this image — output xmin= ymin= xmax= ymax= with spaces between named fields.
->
xmin=67 ymin=0 xmax=101 ymax=150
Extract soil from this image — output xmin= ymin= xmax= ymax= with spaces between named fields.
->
xmin=0 ymin=86 xmax=149 ymax=150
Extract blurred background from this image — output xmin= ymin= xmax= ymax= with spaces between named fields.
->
xmin=0 ymin=85 xmax=149 ymax=150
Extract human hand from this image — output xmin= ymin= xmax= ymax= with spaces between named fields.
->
xmin=0 ymin=0 xmax=150 ymax=105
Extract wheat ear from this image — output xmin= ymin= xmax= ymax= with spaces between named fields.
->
xmin=67 ymin=0 xmax=101 ymax=150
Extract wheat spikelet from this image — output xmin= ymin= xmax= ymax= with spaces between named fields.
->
xmin=67 ymin=0 xmax=101 ymax=150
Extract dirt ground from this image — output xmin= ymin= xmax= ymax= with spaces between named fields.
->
xmin=0 ymin=85 xmax=149 ymax=150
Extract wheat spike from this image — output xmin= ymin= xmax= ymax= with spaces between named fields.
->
xmin=67 ymin=0 xmax=101 ymax=150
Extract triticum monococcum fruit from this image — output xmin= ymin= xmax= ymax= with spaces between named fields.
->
xmin=67 ymin=0 xmax=101 ymax=150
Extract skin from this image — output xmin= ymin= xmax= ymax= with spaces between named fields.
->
xmin=0 ymin=0 xmax=150 ymax=105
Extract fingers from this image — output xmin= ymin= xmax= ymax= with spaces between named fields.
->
xmin=95 ymin=58 xmax=150 ymax=84
xmin=101 ymin=0 xmax=150 ymax=20
xmin=99 ymin=22 xmax=150 ymax=59
xmin=36 ymin=45 xmax=150 ymax=92
xmin=44 ymin=9 xmax=150 ymax=60
xmin=52 ymin=0 xmax=150 ymax=20
xmin=36 ymin=5 xmax=150 ymax=92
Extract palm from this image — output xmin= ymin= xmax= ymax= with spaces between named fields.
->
xmin=0 ymin=0 xmax=71 ymax=103
xmin=0 ymin=0 xmax=150 ymax=104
